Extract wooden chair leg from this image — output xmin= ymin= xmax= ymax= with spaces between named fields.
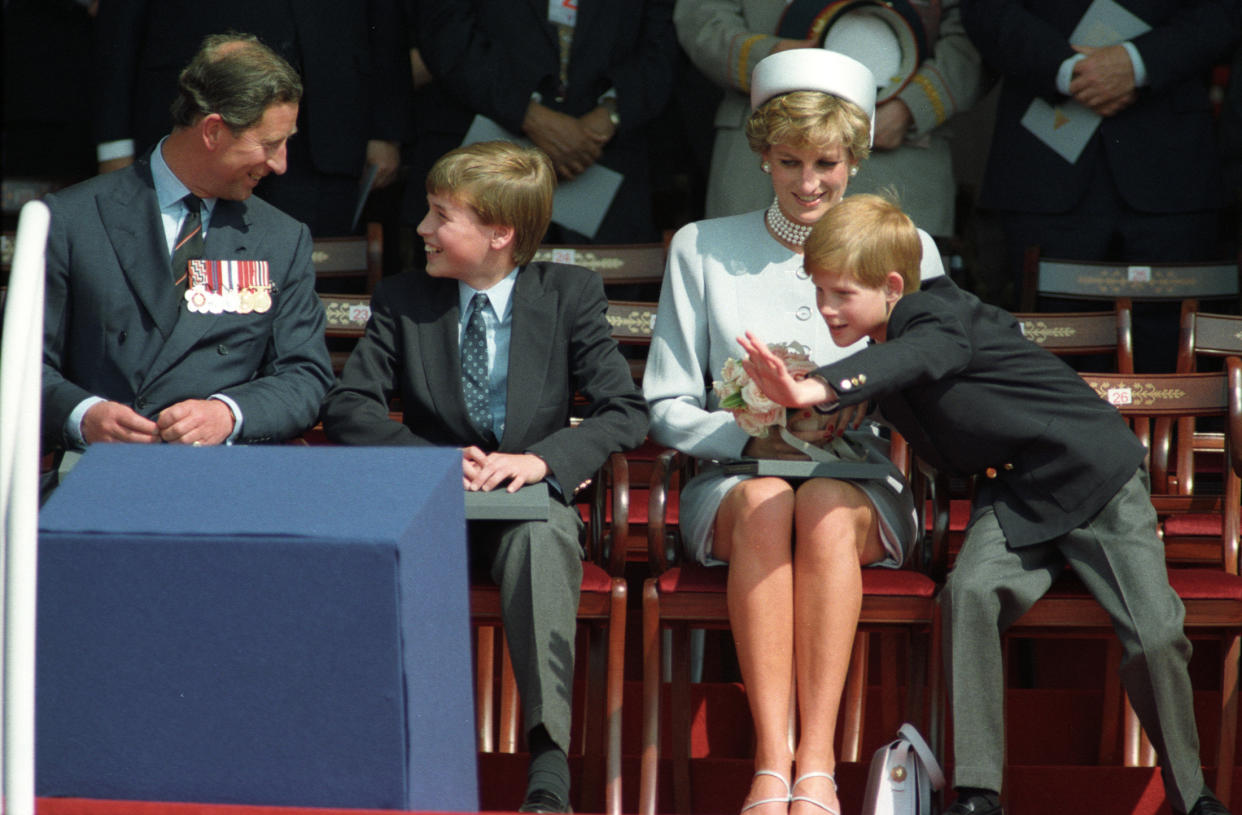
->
xmin=604 ymin=579 xmax=628 ymax=815
xmin=880 ymin=631 xmax=901 ymax=738
xmin=500 ymin=636 xmax=520 ymax=753
xmin=1098 ymin=639 xmax=1123 ymax=764
xmin=477 ymin=626 xmax=496 ymax=753
xmin=1218 ymin=633 xmax=1239 ymax=809
xmin=580 ymin=620 xmax=607 ymax=815
xmin=841 ymin=631 xmax=869 ymax=762
xmin=639 ymin=579 xmax=662 ymax=815
xmin=672 ymin=623 xmax=694 ymax=815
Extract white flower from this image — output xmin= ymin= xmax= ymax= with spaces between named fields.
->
xmin=735 ymin=405 xmax=785 ymax=437
xmin=742 ymin=379 xmax=779 ymax=411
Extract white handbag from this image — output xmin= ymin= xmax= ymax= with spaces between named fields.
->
xmin=861 ymin=723 xmax=946 ymax=815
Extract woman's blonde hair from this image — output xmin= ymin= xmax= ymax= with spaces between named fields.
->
xmin=745 ymin=91 xmax=871 ymax=163
xmin=425 ymin=141 xmax=556 ymax=266
xmin=805 ymin=193 xmax=922 ymax=294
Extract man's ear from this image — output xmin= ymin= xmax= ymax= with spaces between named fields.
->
xmin=885 ymin=270 xmax=906 ymax=303
xmin=490 ymin=223 xmax=516 ymax=251
xmin=200 ymin=113 xmax=227 ymax=151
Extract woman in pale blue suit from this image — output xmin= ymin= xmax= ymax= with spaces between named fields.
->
xmin=643 ymin=50 xmax=944 ymax=815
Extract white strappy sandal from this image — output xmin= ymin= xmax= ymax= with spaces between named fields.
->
xmin=740 ymin=769 xmax=792 ymax=814
xmin=791 ymin=771 xmax=839 ymax=815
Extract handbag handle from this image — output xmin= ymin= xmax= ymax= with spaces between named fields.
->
xmin=897 ymin=723 xmax=946 ymax=791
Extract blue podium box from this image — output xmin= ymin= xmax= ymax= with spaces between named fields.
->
xmin=37 ymin=444 xmax=478 ymax=812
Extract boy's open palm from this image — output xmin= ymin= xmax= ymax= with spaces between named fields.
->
xmin=737 ymin=332 xmax=831 ymax=409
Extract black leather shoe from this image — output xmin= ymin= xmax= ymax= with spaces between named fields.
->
xmin=1189 ymin=793 xmax=1232 ymax=815
xmin=518 ymin=789 xmax=571 ymax=813
xmin=944 ymin=799 xmax=1004 ymax=815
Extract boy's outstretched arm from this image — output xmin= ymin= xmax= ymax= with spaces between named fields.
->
xmin=737 ymin=332 xmax=836 ymax=409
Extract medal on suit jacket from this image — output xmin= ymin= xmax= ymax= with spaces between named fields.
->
xmin=185 ymin=260 xmax=271 ymax=314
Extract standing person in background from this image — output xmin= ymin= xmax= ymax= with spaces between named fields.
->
xmin=405 ymin=0 xmax=678 ymax=246
xmin=962 ymin=0 xmax=1242 ymax=364
xmin=92 ymin=0 xmax=413 ymax=237
xmin=675 ymin=0 xmax=987 ymax=238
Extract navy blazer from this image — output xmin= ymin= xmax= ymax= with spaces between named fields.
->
xmin=961 ymin=0 xmax=1240 ymax=214
xmin=321 ymin=263 xmax=649 ymax=495
xmin=815 ymin=276 xmax=1145 ymax=547
xmin=42 ymin=157 xmax=334 ymax=449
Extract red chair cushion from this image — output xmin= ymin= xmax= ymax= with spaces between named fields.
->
xmin=1167 ymin=568 xmax=1242 ymax=601
xmin=1162 ymin=512 xmax=1224 ymax=537
xmin=581 ymin=561 xmax=616 ymax=594
xmin=656 ymin=564 xmax=935 ymax=598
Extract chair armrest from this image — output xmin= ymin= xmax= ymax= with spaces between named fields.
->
xmin=648 ymin=447 xmax=689 ymax=574
xmin=582 ymin=451 xmax=631 ymax=576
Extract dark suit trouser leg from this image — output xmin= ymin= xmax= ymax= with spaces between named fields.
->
xmin=1058 ymin=470 xmax=1203 ymax=813
xmin=944 ymin=470 xmax=1206 ymax=812
xmin=488 ymin=500 xmax=584 ymax=753
xmin=942 ymin=509 xmax=1062 ymax=792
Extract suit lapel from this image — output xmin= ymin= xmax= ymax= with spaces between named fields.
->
xmin=416 ymin=278 xmax=488 ymax=444
xmin=142 ymin=199 xmax=254 ymax=385
xmin=501 ymin=269 xmax=557 ymax=448
xmin=528 ymin=0 xmax=559 ymax=52
xmin=98 ymin=163 xmax=181 ymax=339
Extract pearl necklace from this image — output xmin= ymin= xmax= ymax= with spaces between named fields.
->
xmin=765 ymin=197 xmax=813 ymax=247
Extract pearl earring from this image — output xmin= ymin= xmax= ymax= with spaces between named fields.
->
xmin=850 ymin=165 xmax=858 ymax=177
xmin=761 ymin=161 xmax=771 ymax=174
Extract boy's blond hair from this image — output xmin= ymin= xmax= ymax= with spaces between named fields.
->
xmin=745 ymin=91 xmax=871 ymax=165
xmin=805 ymin=194 xmax=921 ymax=294
xmin=425 ymin=141 xmax=556 ymax=266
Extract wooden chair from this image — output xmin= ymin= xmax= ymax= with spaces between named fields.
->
xmin=1015 ymin=301 xmax=1135 ymax=373
xmin=470 ymin=459 xmax=630 ymax=815
xmin=533 ymin=243 xmax=666 ymax=289
xmin=1019 ymin=247 xmax=1242 ymax=313
xmin=318 ymin=292 xmax=372 ymax=376
xmin=310 ymin=222 xmax=384 ymax=293
xmin=638 ymin=436 xmax=942 ymax=815
xmin=1000 ymin=363 xmax=1242 ymax=808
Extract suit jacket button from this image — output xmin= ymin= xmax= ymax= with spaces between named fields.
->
xmin=1004 ymin=462 xmax=1015 ymax=471
xmin=217 ymin=344 xmax=229 ymax=355
xmin=985 ymin=467 xmax=998 ymax=479
xmin=136 ymin=397 xmax=147 ymax=410
xmin=838 ymin=379 xmax=853 ymax=391
xmin=118 ymin=330 xmax=127 ymax=344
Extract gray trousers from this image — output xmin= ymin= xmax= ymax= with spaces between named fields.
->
xmin=942 ymin=467 xmax=1206 ymax=813
xmin=473 ymin=499 xmax=584 ymax=752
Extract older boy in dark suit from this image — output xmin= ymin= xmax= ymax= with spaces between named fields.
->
xmin=322 ymin=141 xmax=648 ymax=813
xmin=738 ymin=194 xmax=1230 ymax=815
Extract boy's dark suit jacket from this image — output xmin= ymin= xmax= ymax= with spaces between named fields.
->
xmin=816 ymin=276 xmax=1146 ymax=548
xmin=41 ymin=156 xmax=334 ymax=450
xmin=322 ymin=263 xmax=649 ymax=495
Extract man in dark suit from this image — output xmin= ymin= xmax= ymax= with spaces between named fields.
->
xmin=739 ymin=194 xmax=1231 ymax=815
xmin=43 ymin=34 xmax=333 ymax=455
xmin=322 ymin=141 xmax=648 ymax=813
xmin=406 ymin=0 xmax=677 ymax=245
xmin=960 ymin=0 xmax=1241 ymax=362
xmin=92 ymin=0 xmax=413 ymax=237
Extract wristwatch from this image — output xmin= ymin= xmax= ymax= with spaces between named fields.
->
xmin=598 ymin=94 xmax=620 ymax=128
